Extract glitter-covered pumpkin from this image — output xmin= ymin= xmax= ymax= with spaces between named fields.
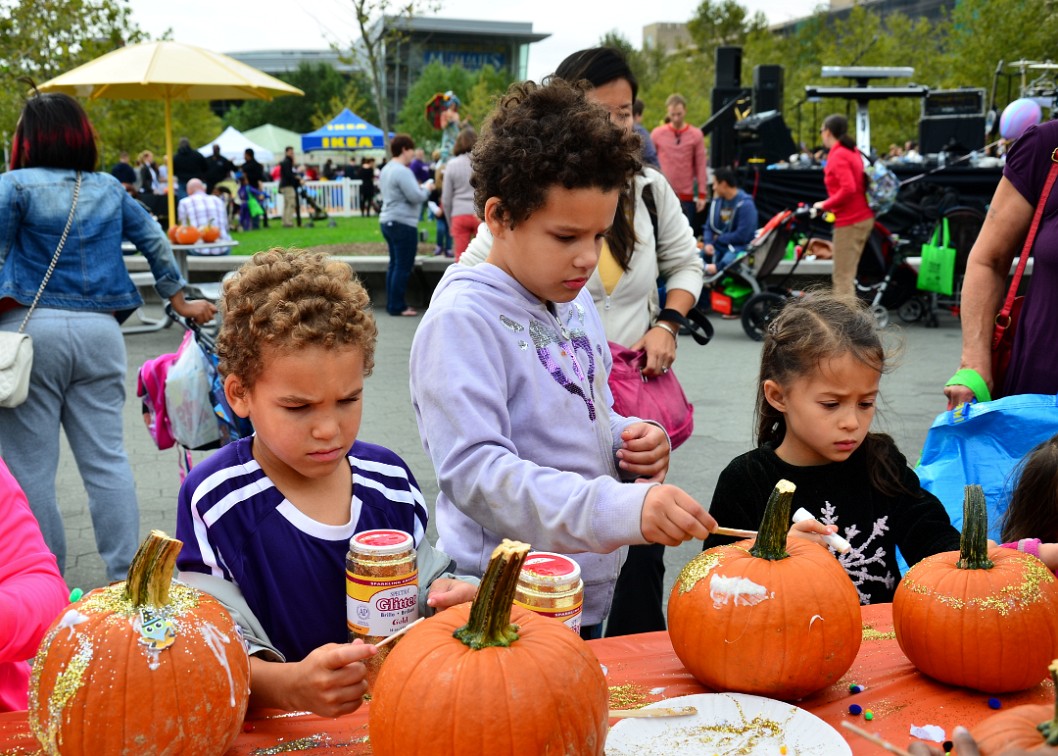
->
xmin=369 ymin=539 xmax=609 ymax=755
xmin=667 ymin=480 xmax=862 ymax=700
xmin=29 ymin=530 xmax=250 ymax=755
xmin=893 ymin=485 xmax=1058 ymax=693
xmin=972 ymin=660 xmax=1058 ymax=754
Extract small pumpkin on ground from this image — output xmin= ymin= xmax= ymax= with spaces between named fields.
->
xmin=667 ymin=479 xmax=862 ymax=700
xmin=893 ymin=485 xmax=1058 ymax=693
xmin=28 ymin=530 xmax=250 ymax=756
xmin=972 ymin=659 xmax=1058 ymax=754
xmin=369 ymin=539 xmax=608 ymax=755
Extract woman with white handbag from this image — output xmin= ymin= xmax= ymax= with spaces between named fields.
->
xmin=0 ymin=91 xmax=215 ymax=582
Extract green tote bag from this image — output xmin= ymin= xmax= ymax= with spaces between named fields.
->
xmin=916 ymin=217 xmax=957 ymax=296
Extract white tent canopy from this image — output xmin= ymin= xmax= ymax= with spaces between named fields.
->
xmin=198 ymin=125 xmax=274 ymax=163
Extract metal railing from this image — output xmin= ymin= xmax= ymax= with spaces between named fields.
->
xmin=262 ymin=178 xmax=366 ymax=217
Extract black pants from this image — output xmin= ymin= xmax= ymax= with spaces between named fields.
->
xmin=604 ymin=543 xmax=666 ymax=637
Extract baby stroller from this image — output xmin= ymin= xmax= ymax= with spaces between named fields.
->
xmin=298 ymin=186 xmax=329 ymax=221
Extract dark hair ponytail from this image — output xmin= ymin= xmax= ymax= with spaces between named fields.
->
xmin=823 ymin=114 xmax=857 ymax=151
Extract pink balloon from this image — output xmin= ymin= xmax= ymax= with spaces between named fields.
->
xmin=999 ymin=98 xmax=1043 ymax=140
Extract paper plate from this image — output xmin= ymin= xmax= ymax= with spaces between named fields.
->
xmin=606 ymin=693 xmax=851 ymax=755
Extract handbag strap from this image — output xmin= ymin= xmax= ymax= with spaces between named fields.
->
xmin=997 ymin=152 xmax=1058 ymax=323
xmin=657 ymin=306 xmax=714 ymax=346
xmin=17 ymin=171 xmax=81 ymax=334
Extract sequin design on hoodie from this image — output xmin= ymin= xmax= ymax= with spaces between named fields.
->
xmin=525 ymin=308 xmax=598 ymax=422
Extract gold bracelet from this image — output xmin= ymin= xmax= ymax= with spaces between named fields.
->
xmin=652 ymin=321 xmax=678 ymax=342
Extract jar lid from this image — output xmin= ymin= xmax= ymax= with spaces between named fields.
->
xmin=350 ymin=529 xmax=413 ymax=555
xmin=521 ymin=552 xmax=581 ymax=584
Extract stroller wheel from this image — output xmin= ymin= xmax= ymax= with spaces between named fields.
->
xmin=871 ymin=304 xmax=890 ymax=329
xmin=898 ymin=298 xmax=925 ymax=323
xmin=741 ymin=292 xmax=786 ymax=342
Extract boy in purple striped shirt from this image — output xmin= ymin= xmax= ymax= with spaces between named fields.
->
xmin=175 ymin=249 xmax=476 ymax=717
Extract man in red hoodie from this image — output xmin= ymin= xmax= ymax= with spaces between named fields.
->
xmin=813 ymin=114 xmax=874 ymax=301
xmin=651 ymin=94 xmax=709 ymax=230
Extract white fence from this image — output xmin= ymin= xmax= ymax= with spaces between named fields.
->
xmin=262 ymin=179 xmax=366 ymax=218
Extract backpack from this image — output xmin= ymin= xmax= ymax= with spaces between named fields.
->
xmin=862 ymin=152 xmax=900 ymax=216
xmin=136 ymin=332 xmax=190 ymax=450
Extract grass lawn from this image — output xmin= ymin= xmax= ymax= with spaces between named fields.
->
xmin=230 ymin=215 xmax=438 ymax=255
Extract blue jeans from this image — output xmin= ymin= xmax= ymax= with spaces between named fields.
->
xmin=381 ymin=220 xmax=419 ymax=315
xmin=435 ymin=215 xmax=451 ymax=252
xmin=0 ymin=308 xmax=140 ymax=581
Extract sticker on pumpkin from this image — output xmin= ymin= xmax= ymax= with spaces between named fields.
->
xmin=709 ymin=574 xmax=772 ymax=607
xmin=136 ymin=608 xmax=177 ymax=651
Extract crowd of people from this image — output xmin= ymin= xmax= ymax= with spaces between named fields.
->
xmin=3 ymin=47 xmax=1058 ymax=756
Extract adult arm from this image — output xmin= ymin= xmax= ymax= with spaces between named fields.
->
xmin=693 ymin=129 xmax=709 ymax=211
xmin=0 ymin=460 xmax=68 ymax=666
xmin=943 ymin=177 xmax=1033 ymax=406
xmin=820 ymin=150 xmax=862 ymax=210
xmin=410 ymin=307 xmax=650 ymax=555
xmin=397 ymin=167 xmax=431 ymax=205
xmin=635 ymin=171 xmax=704 ymax=374
xmin=121 ymin=192 xmax=216 ymax=323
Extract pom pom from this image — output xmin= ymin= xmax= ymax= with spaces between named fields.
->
xmin=848 ymin=704 xmax=863 ymax=715
xmin=68 ymin=587 xmax=83 ymax=603
xmin=849 ymin=683 xmax=865 ymax=694
xmin=943 ymin=741 xmax=954 ymax=753
xmin=864 ymin=710 xmax=874 ymax=721
xmin=987 ymin=697 xmax=1002 ymax=710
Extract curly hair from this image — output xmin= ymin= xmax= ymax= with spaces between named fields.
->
xmin=470 ymin=78 xmax=641 ymax=227
xmin=756 ymin=291 xmax=908 ymax=497
xmin=217 ymin=249 xmax=377 ymax=388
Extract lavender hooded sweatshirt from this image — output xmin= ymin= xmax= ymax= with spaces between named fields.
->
xmin=410 ymin=263 xmax=654 ymax=625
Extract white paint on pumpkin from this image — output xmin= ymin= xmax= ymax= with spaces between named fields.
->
xmin=55 ymin=609 xmax=89 ymax=639
xmin=709 ymin=574 xmax=772 ymax=608
xmin=200 ymin=622 xmax=238 ymax=707
xmin=809 ymin=614 xmax=824 ymax=629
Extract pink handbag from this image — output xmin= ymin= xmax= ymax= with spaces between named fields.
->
xmin=607 ymin=341 xmax=694 ymax=450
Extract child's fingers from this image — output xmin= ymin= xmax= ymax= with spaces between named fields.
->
xmin=323 ymin=640 xmax=376 ymax=669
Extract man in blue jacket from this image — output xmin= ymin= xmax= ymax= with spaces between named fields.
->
xmin=702 ymin=167 xmax=758 ymax=275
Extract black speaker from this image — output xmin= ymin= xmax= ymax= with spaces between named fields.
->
xmin=716 ymin=46 xmax=742 ymax=89
xmin=753 ymin=65 xmax=784 ymax=115
xmin=709 ymin=87 xmax=746 ymax=169
xmin=919 ymin=116 xmax=986 ymax=156
xmin=734 ymin=111 xmax=797 ymax=166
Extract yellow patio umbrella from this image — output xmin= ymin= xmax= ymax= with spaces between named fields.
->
xmin=38 ymin=40 xmax=303 ymax=225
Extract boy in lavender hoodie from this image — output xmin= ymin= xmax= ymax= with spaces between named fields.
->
xmin=409 ymin=79 xmax=716 ymax=638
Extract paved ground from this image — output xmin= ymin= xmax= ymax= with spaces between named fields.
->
xmin=55 ymin=298 xmax=965 ymax=613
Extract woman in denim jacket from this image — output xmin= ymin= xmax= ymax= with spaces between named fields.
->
xmin=0 ymin=92 xmax=215 ymax=582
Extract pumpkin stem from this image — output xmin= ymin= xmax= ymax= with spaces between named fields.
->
xmin=453 ymin=539 xmax=530 ymax=650
xmin=749 ymin=479 xmax=796 ymax=561
xmin=124 ymin=530 xmax=184 ymax=607
xmin=955 ymin=485 xmax=994 ymax=571
xmin=1038 ymin=659 xmax=1058 ymax=744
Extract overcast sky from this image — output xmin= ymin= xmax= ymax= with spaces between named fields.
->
xmin=126 ymin=0 xmax=821 ymax=81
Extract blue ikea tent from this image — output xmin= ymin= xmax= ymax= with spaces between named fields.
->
xmin=301 ymin=109 xmax=386 ymax=152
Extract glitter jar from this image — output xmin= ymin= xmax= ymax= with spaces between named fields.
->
xmin=514 ymin=552 xmax=583 ymax=633
xmin=346 ymin=529 xmax=418 ymax=683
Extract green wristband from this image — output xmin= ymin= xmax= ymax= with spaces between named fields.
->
xmin=945 ymin=368 xmax=991 ymax=404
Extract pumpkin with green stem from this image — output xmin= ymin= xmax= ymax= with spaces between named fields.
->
xmin=667 ymin=479 xmax=862 ymax=700
xmin=28 ymin=531 xmax=250 ymax=755
xmin=893 ymin=485 xmax=1058 ymax=693
xmin=369 ymin=539 xmax=608 ymax=755
xmin=972 ymin=659 xmax=1058 ymax=753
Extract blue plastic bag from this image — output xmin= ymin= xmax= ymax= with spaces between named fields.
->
xmin=916 ymin=394 xmax=1058 ymax=539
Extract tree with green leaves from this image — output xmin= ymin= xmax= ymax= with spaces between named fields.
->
xmin=223 ymin=63 xmax=367 ymax=134
xmin=337 ymin=0 xmax=439 ymax=150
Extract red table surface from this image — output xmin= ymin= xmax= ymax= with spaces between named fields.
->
xmin=2 ymin=603 xmax=1052 ymax=755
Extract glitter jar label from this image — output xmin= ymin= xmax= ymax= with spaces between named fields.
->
xmin=346 ymin=530 xmax=419 ymax=639
xmin=514 ymin=552 xmax=583 ymax=633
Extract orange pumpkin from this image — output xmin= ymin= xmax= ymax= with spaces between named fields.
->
xmin=972 ymin=660 xmax=1058 ymax=754
xmin=167 ymin=224 xmax=180 ymax=242
xmin=173 ymin=224 xmax=200 ymax=245
xmin=28 ymin=531 xmax=250 ymax=755
xmin=668 ymin=479 xmax=862 ymax=700
xmin=199 ymin=222 xmax=220 ymax=243
xmin=369 ymin=539 xmax=608 ymax=755
xmin=894 ymin=485 xmax=1058 ymax=693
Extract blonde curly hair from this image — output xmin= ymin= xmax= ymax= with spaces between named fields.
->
xmin=217 ymin=248 xmax=377 ymax=389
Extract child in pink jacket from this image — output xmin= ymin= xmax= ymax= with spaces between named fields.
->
xmin=0 ymin=458 xmax=68 ymax=711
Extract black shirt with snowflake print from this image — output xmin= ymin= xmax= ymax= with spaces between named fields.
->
xmin=704 ymin=441 xmax=961 ymax=604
